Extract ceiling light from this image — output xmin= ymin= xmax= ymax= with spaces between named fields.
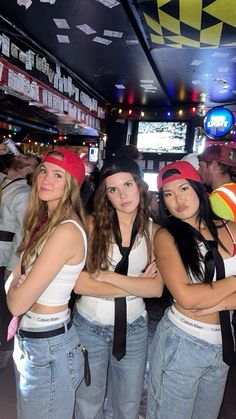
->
xmin=126 ymin=40 xmax=139 ymax=45
xmin=140 ymin=84 xmax=157 ymax=90
xmin=140 ymin=80 xmax=154 ymax=84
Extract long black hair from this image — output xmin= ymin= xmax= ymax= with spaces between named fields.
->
xmin=158 ymin=174 xmax=226 ymax=283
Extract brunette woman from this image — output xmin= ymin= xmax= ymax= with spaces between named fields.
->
xmin=74 ymin=155 xmax=163 ymax=419
xmin=147 ymin=161 xmax=236 ymax=419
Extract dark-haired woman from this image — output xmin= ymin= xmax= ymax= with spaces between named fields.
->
xmin=147 ymin=161 xmax=236 ymax=419
xmin=74 ymin=155 xmax=163 ymax=419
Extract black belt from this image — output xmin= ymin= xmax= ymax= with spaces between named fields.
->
xmin=18 ymin=319 xmax=73 ymax=339
xmin=0 ymin=231 xmax=15 ymax=242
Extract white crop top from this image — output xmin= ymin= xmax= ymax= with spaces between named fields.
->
xmin=77 ymin=222 xmax=152 ymax=325
xmin=27 ymin=220 xmax=87 ymax=306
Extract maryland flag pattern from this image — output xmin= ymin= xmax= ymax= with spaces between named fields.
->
xmin=140 ymin=0 xmax=236 ymax=49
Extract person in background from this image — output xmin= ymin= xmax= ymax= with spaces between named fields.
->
xmin=74 ymin=154 xmax=163 ymax=419
xmin=81 ymin=167 xmax=100 ymax=214
xmin=5 ymin=148 xmax=88 ymax=419
xmin=0 ymin=142 xmax=8 ymax=155
xmin=117 ymin=144 xmax=140 ymax=160
xmin=117 ymin=144 xmax=144 ymax=179
xmin=0 ymin=154 xmax=38 ymax=368
xmin=80 ymin=152 xmax=99 ymax=213
xmin=0 ymin=155 xmax=39 ymax=278
xmin=0 ymin=152 xmax=13 ymax=175
xmin=147 ymin=161 xmax=236 ymax=419
xmin=198 ymin=144 xmax=236 ymax=191
xmin=198 ymin=144 xmax=236 ymax=347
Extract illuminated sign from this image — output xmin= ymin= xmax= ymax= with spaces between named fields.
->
xmin=0 ymin=58 xmax=102 ymax=131
xmin=204 ymin=107 xmax=234 ymax=138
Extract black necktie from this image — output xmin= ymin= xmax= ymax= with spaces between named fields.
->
xmin=188 ymin=226 xmax=236 ymax=366
xmin=211 ymin=245 xmax=236 ymax=366
xmin=112 ymin=215 xmax=139 ymax=361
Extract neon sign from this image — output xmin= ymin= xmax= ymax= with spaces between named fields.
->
xmin=204 ymin=107 xmax=234 ymax=138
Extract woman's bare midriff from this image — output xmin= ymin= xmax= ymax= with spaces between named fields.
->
xmin=175 ymin=302 xmax=220 ymax=325
xmin=30 ymin=302 xmax=68 ymax=314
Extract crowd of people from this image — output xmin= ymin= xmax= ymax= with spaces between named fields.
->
xmin=0 ymin=141 xmax=236 ymax=419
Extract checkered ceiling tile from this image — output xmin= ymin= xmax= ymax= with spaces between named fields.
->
xmin=143 ymin=0 xmax=236 ymax=49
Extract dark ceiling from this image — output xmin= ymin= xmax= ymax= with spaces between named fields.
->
xmin=0 ymin=0 xmax=235 ymax=135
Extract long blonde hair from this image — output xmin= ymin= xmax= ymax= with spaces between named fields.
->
xmin=18 ymin=163 xmax=87 ymax=269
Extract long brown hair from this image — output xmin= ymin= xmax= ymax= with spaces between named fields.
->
xmin=18 ymin=156 xmax=87 ymax=269
xmin=86 ymin=174 xmax=151 ymax=273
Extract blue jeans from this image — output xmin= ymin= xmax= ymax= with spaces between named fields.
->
xmin=147 ymin=310 xmax=229 ymax=419
xmin=73 ymin=310 xmax=148 ymax=419
xmin=13 ymin=322 xmax=84 ymax=419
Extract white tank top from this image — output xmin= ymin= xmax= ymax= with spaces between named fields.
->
xmin=28 ymin=220 xmax=87 ymax=306
xmin=77 ymin=226 xmax=151 ymax=325
xmin=190 ymin=242 xmax=236 ymax=283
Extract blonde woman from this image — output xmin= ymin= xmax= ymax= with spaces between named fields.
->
xmin=6 ymin=148 xmax=87 ymax=419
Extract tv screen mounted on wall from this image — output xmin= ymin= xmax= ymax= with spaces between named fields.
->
xmin=137 ymin=121 xmax=188 ymax=153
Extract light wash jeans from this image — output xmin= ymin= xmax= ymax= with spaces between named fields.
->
xmin=73 ymin=310 xmax=148 ymax=419
xmin=147 ymin=309 xmax=229 ymax=419
xmin=13 ymin=322 xmax=84 ymax=419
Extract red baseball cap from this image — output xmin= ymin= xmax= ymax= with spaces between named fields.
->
xmin=198 ymin=144 xmax=236 ymax=167
xmin=42 ymin=148 xmax=85 ymax=185
xmin=157 ymin=161 xmax=202 ymax=190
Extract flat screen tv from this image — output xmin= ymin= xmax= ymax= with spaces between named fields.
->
xmin=137 ymin=121 xmax=188 ymax=153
